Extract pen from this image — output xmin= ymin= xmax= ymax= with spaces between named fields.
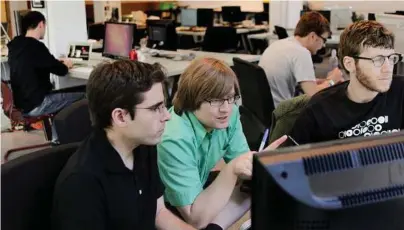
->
xmin=258 ymin=129 xmax=270 ymax=151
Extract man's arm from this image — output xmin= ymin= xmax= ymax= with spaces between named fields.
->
xmin=300 ymin=68 xmax=344 ymax=96
xmin=37 ymin=43 xmax=70 ymax=76
xmin=155 ymin=196 xmax=196 ymax=230
xmin=52 ymin=174 xmax=106 ymax=230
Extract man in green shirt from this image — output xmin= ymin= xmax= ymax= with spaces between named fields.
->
xmin=158 ymin=58 xmax=287 ymax=229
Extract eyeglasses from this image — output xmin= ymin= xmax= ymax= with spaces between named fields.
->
xmin=205 ymin=95 xmax=241 ymax=107
xmin=316 ymin=33 xmax=327 ymax=44
xmin=136 ymin=102 xmax=167 ymax=115
xmin=351 ymin=53 xmax=403 ymax=67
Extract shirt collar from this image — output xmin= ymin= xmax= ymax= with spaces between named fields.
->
xmin=90 ymin=128 xmax=134 ymax=174
xmin=185 ymin=111 xmax=213 ymax=145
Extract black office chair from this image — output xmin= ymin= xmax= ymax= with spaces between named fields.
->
xmin=202 ymin=27 xmax=238 ymax=53
xmin=232 ymin=58 xmax=275 ymax=129
xmin=274 ymin=25 xmax=289 ymax=39
xmin=1 ymin=142 xmax=80 ymax=230
xmin=53 ymin=99 xmax=92 ymax=145
xmin=239 ymin=106 xmax=268 ymax=151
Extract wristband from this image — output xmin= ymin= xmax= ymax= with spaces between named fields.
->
xmin=328 ymin=79 xmax=335 ymax=86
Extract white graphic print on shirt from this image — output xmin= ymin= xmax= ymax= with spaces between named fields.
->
xmin=338 ymin=116 xmax=401 ymax=139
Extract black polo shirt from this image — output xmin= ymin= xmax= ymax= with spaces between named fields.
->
xmin=52 ymin=128 xmax=164 ymax=230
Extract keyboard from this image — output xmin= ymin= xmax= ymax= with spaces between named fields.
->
xmin=68 ymin=57 xmax=89 ymax=65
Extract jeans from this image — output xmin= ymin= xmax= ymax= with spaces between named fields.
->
xmin=26 ymin=92 xmax=85 ymax=141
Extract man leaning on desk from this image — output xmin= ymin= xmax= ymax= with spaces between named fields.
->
xmin=7 ymin=11 xmax=83 ymax=118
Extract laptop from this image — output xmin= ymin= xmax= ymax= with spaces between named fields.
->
xmin=67 ymin=42 xmax=93 ymax=66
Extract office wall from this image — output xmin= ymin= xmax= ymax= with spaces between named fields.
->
xmin=309 ymin=1 xmax=404 ymax=13
xmin=177 ymin=1 xmax=264 ymax=12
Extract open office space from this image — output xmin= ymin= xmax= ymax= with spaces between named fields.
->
xmin=1 ymin=1 xmax=404 ymax=230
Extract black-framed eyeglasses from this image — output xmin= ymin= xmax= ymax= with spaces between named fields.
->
xmin=316 ymin=33 xmax=327 ymax=44
xmin=205 ymin=95 xmax=241 ymax=107
xmin=136 ymin=102 xmax=168 ymax=114
xmin=351 ymin=53 xmax=403 ymax=67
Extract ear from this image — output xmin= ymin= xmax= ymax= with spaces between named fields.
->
xmin=343 ymin=56 xmax=356 ymax=73
xmin=111 ymin=108 xmax=128 ymax=128
xmin=308 ymin=31 xmax=317 ymax=40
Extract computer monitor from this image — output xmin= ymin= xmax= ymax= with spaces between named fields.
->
xmin=181 ymin=8 xmax=197 ymax=27
xmin=197 ymin=9 xmax=214 ymax=27
xmin=146 ymin=19 xmax=177 ymax=51
xmin=221 ymin=6 xmax=244 ymax=24
xmin=14 ymin=10 xmax=30 ymax=36
xmin=368 ymin=13 xmax=376 ymax=21
xmin=252 ymin=131 xmax=404 ymax=230
xmin=102 ymin=22 xmax=136 ymax=59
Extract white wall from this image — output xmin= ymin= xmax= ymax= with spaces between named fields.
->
xmin=270 ymin=0 xmax=302 ymax=31
xmin=93 ymin=0 xmax=122 ymax=23
xmin=309 ymin=1 xmax=404 ymax=14
xmin=177 ymin=1 xmax=264 ymax=12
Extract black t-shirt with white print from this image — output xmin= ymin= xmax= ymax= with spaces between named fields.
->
xmin=289 ymin=77 xmax=404 ymax=145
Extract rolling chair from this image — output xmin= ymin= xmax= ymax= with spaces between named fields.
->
xmin=53 ymin=99 xmax=93 ymax=145
xmin=239 ymin=105 xmax=268 ymax=151
xmin=1 ymin=81 xmax=54 ymax=162
xmin=1 ymin=142 xmax=80 ymax=230
xmin=202 ymin=27 xmax=238 ymax=53
xmin=232 ymin=57 xmax=275 ymax=129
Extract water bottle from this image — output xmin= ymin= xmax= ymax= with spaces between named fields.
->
xmin=329 ymin=49 xmax=339 ymax=71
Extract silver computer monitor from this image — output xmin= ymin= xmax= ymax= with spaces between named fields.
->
xmin=181 ymin=8 xmax=197 ymax=27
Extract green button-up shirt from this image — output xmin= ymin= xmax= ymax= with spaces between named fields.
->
xmin=157 ymin=105 xmax=250 ymax=207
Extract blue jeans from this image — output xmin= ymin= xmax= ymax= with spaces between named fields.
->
xmin=26 ymin=92 xmax=85 ymax=141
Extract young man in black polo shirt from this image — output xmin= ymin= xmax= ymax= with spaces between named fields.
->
xmin=52 ymin=60 xmax=196 ymax=229
xmin=289 ymin=20 xmax=404 ymax=145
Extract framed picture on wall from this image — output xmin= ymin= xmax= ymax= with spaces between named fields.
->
xmin=31 ymin=0 xmax=45 ymax=9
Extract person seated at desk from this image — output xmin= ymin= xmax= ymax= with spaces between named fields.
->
xmin=258 ymin=11 xmax=344 ymax=107
xmin=289 ymin=20 xmax=404 ymax=145
xmin=7 ymin=11 xmax=83 ymax=118
xmin=52 ymin=60 xmax=196 ymax=230
xmin=157 ymin=57 xmax=286 ymax=230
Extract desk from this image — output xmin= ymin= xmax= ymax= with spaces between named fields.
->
xmin=62 ymin=50 xmax=261 ymax=89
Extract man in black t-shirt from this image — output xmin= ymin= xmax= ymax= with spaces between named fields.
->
xmin=289 ymin=20 xmax=404 ymax=145
xmin=52 ymin=61 xmax=196 ymax=230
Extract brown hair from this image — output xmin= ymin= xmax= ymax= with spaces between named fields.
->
xmin=294 ymin=11 xmax=331 ymax=37
xmin=172 ymin=57 xmax=240 ymax=114
xmin=87 ymin=60 xmax=166 ymax=129
xmin=338 ymin=20 xmax=395 ymax=73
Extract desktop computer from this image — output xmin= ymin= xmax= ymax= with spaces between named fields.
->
xmin=102 ymin=22 xmax=136 ymax=59
xmin=181 ymin=8 xmax=197 ymax=27
xmin=197 ymin=9 xmax=214 ymax=27
xmin=146 ymin=19 xmax=177 ymax=51
xmin=222 ymin=6 xmax=244 ymax=25
xmin=252 ymin=131 xmax=404 ymax=230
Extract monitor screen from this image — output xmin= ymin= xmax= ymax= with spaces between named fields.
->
xmin=181 ymin=9 xmax=197 ymax=27
xmin=146 ymin=19 xmax=177 ymax=51
xmin=103 ymin=22 xmax=135 ymax=58
xmin=197 ymin=9 xmax=214 ymax=27
xmin=149 ymin=26 xmax=166 ymax=42
xmin=252 ymin=131 xmax=404 ymax=230
xmin=222 ymin=6 xmax=243 ymax=23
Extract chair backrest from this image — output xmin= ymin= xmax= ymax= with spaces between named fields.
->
xmin=239 ymin=105 xmax=267 ymax=151
xmin=268 ymin=95 xmax=310 ymax=144
xmin=274 ymin=25 xmax=289 ymax=39
xmin=1 ymin=142 xmax=80 ymax=230
xmin=1 ymin=81 xmax=24 ymax=123
xmin=202 ymin=27 xmax=238 ymax=52
xmin=232 ymin=57 xmax=275 ymax=128
xmin=53 ymin=99 xmax=92 ymax=145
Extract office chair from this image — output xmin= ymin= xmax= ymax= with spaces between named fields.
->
xmin=1 ymin=81 xmax=54 ymax=162
xmin=1 ymin=142 xmax=80 ymax=230
xmin=239 ymin=105 xmax=268 ymax=151
xmin=202 ymin=27 xmax=238 ymax=53
xmin=53 ymin=99 xmax=92 ymax=145
xmin=268 ymin=95 xmax=310 ymax=144
xmin=232 ymin=57 xmax=275 ymax=129
xmin=274 ymin=25 xmax=289 ymax=39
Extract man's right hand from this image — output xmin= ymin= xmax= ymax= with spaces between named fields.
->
xmin=61 ymin=58 xmax=73 ymax=69
xmin=327 ymin=68 xmax=344 ymax=84
xmin=229 ymin=136 xmax=287 ymax=179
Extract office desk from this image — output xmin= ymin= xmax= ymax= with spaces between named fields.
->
xmin=61 ymin=50 xmax=260 ymax=89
